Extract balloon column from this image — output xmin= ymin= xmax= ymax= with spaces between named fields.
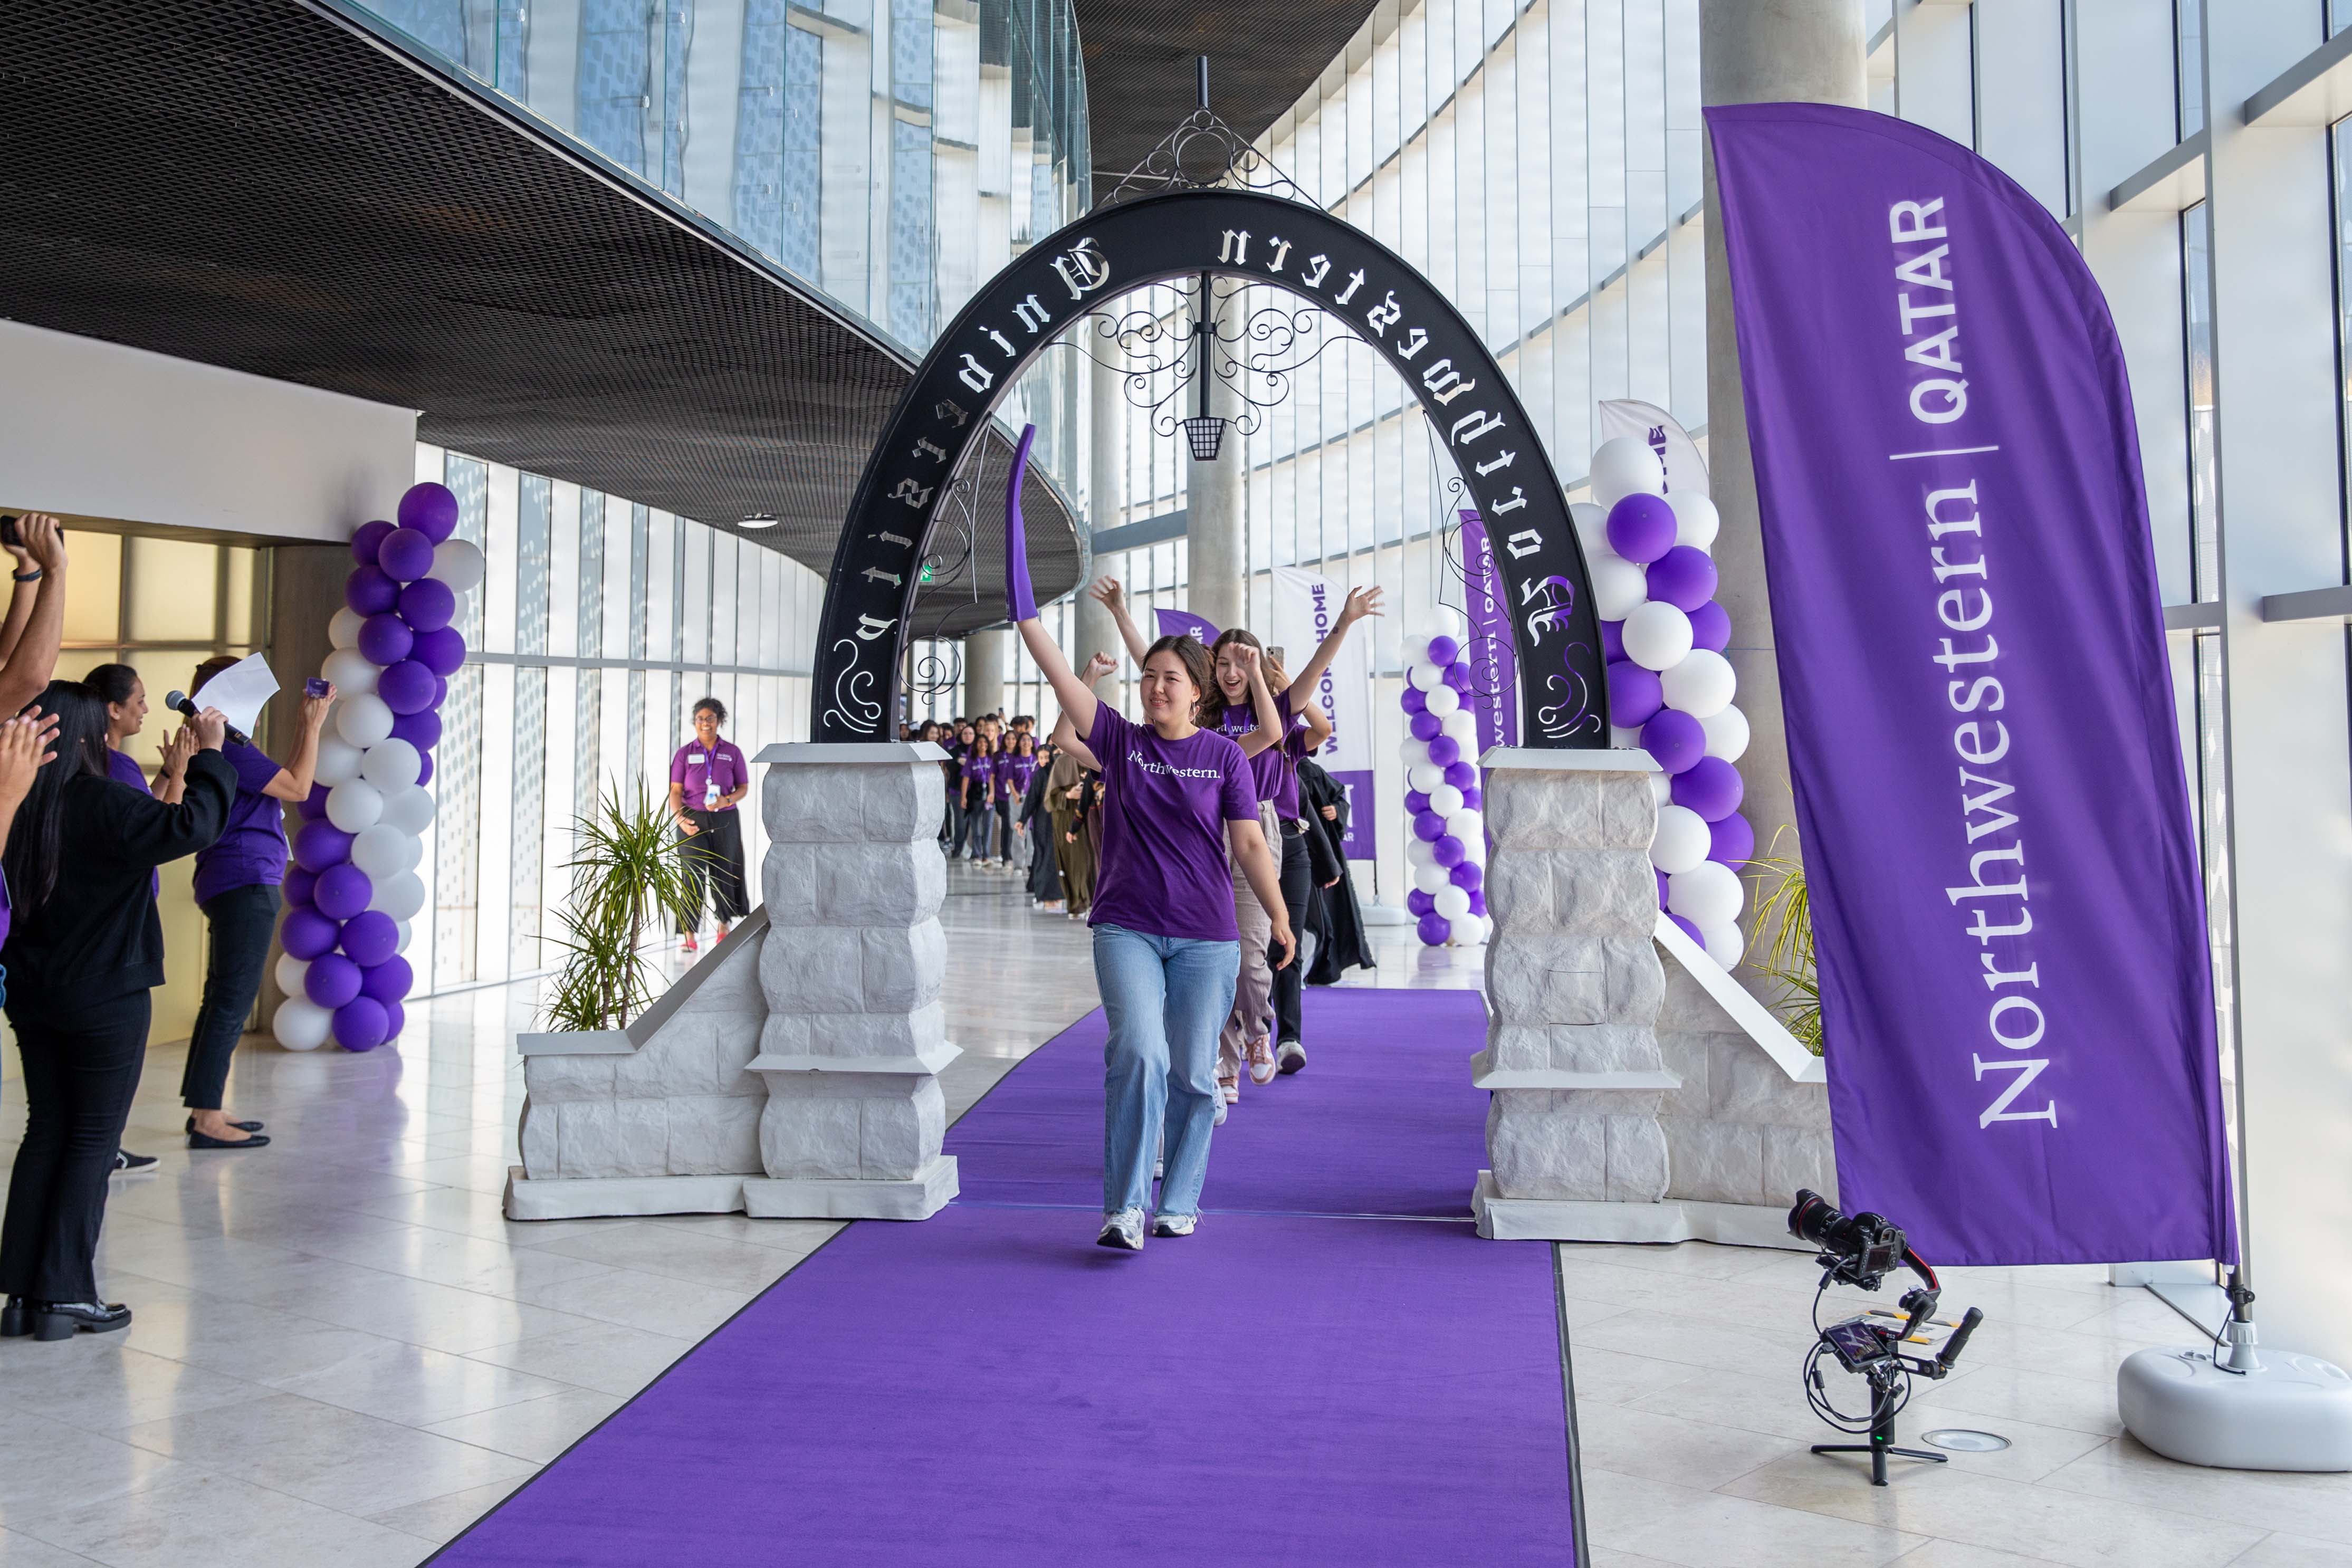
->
xmin=1398 ymin=610 xmax=1490 ymax=948
xmin=271 ymin=483 xmax=483 ymax=1051
xmin=1582 ymin=437 xmax=1752 ymax=968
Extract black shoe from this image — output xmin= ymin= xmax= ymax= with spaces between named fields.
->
xmin=0 ymin=1296 xmax=30 ymax=1337
xmin=112 ymin=1149 xmax=158 ymax=1173
xmin=188 ymin=1129 xmax=271 ymax=1150
xmin=32 ymin=1301 xmax=130 ymax=1341
xmin=185 ymin=1116 xmax=263 ymax=1134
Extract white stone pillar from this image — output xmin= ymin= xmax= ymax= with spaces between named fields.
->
xmin=963 ymin=627 xmax=1008 ymax=720
xmin=741 ymin=742 xmax=959 ymax=1220
xmin=1471 ymin=750 xmax=1676 ymax=1239
xmin=1184 ymin=280 xmax=1246 ymax=634
xmin=1076 ymin=349 xmax=1125 ymax=710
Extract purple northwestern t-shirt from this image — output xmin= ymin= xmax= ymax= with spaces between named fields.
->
xmin=192 ymin=741 xmax=288 ymax=905
xmin=1213 ymin=691 xmax=1298 ymax=809
xmin=670 ymin=738 xmax=748 ymax=811
xmin=107 ymin=747 xmax=161 ymax=897
xmin=1086 ymin=704 xmax=1257 ymax=943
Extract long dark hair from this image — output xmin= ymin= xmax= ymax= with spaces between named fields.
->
xmin=4 ymin=680 xmax=114 ymax=913
xmin=1199 ymin=628 xmax=1289 ymax=730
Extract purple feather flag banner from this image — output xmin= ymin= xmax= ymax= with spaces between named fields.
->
xmin=1707 ymin=103 xmax=2234 ymax=1267
xmin=1153 ymin=607 xmax=1219 ymax=645
xmin=1458 ymin=512 xmax=1518 ymax=755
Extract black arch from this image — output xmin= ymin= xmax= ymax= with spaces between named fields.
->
xmin=810 ymin=188 xmax=1608 ymax=747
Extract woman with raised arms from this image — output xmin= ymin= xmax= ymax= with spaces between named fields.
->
xmin=1002 ymin=429 xmax=1294 ymax=1251
xmin=1088 ymin=577 xmax=1381 ymax=1095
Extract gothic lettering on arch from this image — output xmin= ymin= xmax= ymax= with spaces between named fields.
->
xmin=811 ymin=188 xmax=1608 ymax=746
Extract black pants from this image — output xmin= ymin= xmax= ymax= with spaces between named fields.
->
xmin=1272 ymin=825 xmax=1312 ymax=1045
xmin=681 ymin=809 xmax=750 ymax=928
xmin=182 ymin=883 xmax=280 ymax=1112
xmin=2 ymin=992 xmax=150 ymax=1303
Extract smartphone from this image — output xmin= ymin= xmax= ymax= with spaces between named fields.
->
xmin=304 ymin=677 xmax=332 ymax=699
xmin=0 ymin=517 xmax=18 ymax=551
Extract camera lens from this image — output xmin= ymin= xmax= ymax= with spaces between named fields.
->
xmin=1789 ymin=1189 xmax=1840 ymax=1248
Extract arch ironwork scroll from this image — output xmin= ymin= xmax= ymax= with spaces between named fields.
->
xmin=809 ymin=187 xmax=1609 ymax=747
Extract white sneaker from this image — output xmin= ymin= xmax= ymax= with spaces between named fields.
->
xmin=1248 ymin=1039 xmax=1278 ymax=1086
xmin=1278 ymin=1040 xmax=1306 ymax=1075
xmin=1213 ymin=1096 xmax=1228 ymax=1127
xmin=1096 ymin=1208 xmax=1146 ymax=1250
xmin=1151 ymin=1212 xmax=1198 ymax=1238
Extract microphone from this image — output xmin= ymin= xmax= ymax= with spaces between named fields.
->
xmin=164 ymin=691 xmax=251 ymax=748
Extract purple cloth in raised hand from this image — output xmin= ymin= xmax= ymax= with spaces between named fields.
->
xmin=1006 ymin=423 xmax=1038 ymax=620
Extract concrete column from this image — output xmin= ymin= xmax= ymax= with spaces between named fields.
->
xmin=962 ymin=626 xmax=1007 ymax=720
xmin=1075 ymin=350 xmax=1125 ymax=708
xmin=1699 ymin=1 xmax=1866 ymax=993
xmin=1184 ymin=280 xmax=1246 ymax=635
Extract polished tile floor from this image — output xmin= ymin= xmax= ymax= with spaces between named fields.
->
xmin=0 ymin=860 xmax=2340 ymax=1567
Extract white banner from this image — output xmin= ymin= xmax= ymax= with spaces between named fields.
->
xmin=1598 ymin=398 xmax=1712 ymax=497
xmin=1270 ymin=566 xmax=1374 ymax=856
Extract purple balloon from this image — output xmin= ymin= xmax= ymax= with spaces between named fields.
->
xmin=305 ymin=952 xmax=361 ymax=1009
xmin=1407 ymin=888 xmax=1436 ymax=918
xmin=1687 ymin=599 xmax=1731 ymax=654
xmin=280 ymin=906 xmax=340 ymax=961
xmin=1432 ymin=834 xmax=1466 ymax=868
xmin=409 ymin=625 xmax=467 ymax=678
xmin=1404 ymin=789 xmax=1431 ymax=816
xmin=334 ymin=995 xmax=390 ymax=1053
xmin=381 ymin=999 xmax=406 ymax=1042
xmin=357 ymin=612 xmax=415 ymax=667
xmin=1672 ymin=756 xmax=1745 ymax=823
xmin=360 ymin=954 xmax=414 ymax=1005
xmin=398 ymin=577 xmax=456 ymax=634
xmin=1641 ymin=708 xmax=1707 ymax=775
xmin=379 ymin=659 xmax=437 ymax=716
xmin=1416 ymin=912 xmax=1454 ymax=946
xmin=1444 ymin=661 xmax=1473 ymax=692
xmin=1426 ymin=734 xmax=1460 ymax=767
xmin=314 ymin=863 xmax=374 ymax=921
xmin=1450 ymin=861 xmax=1483 ymax=891
xmin=1409 ymin=711 xmax=1441 ymax=742
xmin=345 ymin=565 xmax=399 ymax=616
xmin=1656 ymin=868 xmax=1671 ymax=907
xmin=295 ymin=782 xmax=331 ymax=821
xmin=431 ymin=675 xmax=448 ymax=707
xmin=1646 ymin=545 xmax=1719 ymax=613
xmin=293 ymin=818 xmax=354 ymax=872
xmin=398 ymin=482 xmax=460 ymax=544
xmin=1401 ymin=685 xmax=1428 ymax=715
xmin=1606 ymin=493 xmax=1678 ymax=563
xmin=1427 ymin=635 xmax=1461 ymax=666
xmin=1668 ymin=913 xmax=1704 ymax=945
xmin=1413 ymin=810 xmax=1447 ymax=844
xmin=1466 ymin=890 xmax=1487 ymax=918
xmin=389 ymin=710 xmax=442 ymax=751
xmin=1607 ymin=660 xmax=1665 ymax=727
xmin=1600 ymin=619 xmax=1625 ymax=662
xmin=285 ymin=867 xmax=319 ymax=909
xmin=1708 ymin=810 xmax=1756 ymax=870
xmin=1442 ymin=760 xmax=1477 ymax=791
xmin=1459 ymin=785 xmax=1482 ymax=810
xmin=339 ymin=910 xmax=399 ymax=968
xmin=377 ymin=527 xmax=437 ymax=584
xmin=350 ymin=520 xmax=395 ymax=567
xmin=416 ymin=750 xmax=435 ymax=787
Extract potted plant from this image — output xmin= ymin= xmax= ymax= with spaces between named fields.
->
xmin=538 ymin=780 xmax=701 ymax=1034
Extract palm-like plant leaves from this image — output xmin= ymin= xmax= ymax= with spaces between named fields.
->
xmin=539 ymin=781 xmax=701 ymax=1032
xmin=1744 ymin=828 xmax=1824 ymax=1056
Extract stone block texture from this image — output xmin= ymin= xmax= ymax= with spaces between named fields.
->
xmin=1656 ymin=965 xmax=1837 ymax=1208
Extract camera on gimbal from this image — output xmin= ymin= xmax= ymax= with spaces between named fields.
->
xmin=1786 ymin=1189 xmax=1984 ymax=1487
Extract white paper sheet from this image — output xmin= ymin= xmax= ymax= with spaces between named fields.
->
xmin=191 ymin=652 xmax=280 ymax=740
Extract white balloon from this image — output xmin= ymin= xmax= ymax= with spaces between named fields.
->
xmin=1409 ymin=607 xmax=1462 ymax=643
xmin=1434 ymin=884 xmax=1472 ymax=920
xmin=398 ymin=832 xmax=425 ymax=872
xmin=395 ymin=919 xmax=414 ymax=953
xmin=1623 ymin=602 xmax=1695 ymax=672
xmin=336 ymin=693 xmax=395 ymax=749
xmin=1413 ymin=861 xmax=1452 ymax=895
xmin=1667 ymin=861 xmax=1745 ymax=928
xmin=313 ymin=735 xmax=365 ymax=788
xmin=379 ymin=783 xmax=436 ymax=835
xmin=431 ymin=538 xmax=486 ymax=592
xmin=1406 ymin=835 xmax=1437 ymax=868
xmin=360 ymin=737 xmax=423 ymax=791
xmin=1440 ymin=708 xmax=1478 ymax=742
xmin=326 ymin=779 xmax=384 ymax=834
xmin=1446 ymin=808 xmax=1484 ymax=846
xmin=323 ymin=647 xmax=380 ymax=696
xmin=274 ymin=996 xmax=333 ymax=1051
xmin=1591 ymin=556 xmax=1650 ymax=622
xmin=1570 ymin=500 xmax=1614 ymax=560
xmin=274 ymin=952 xmax=309 ymax=997
xmin=1650 ymin=804 xmax=1712 ymax=874
xmin=1429 ymin=783 xmax=1465 ymax=818
xmin=1701 ymin=704 xmax=1751 ymax=763
xmin=1650 ymin=771 xmax=1674 ymax=806
xmin=370 ymin=870 xmax=426 ymax=922
xmin=1703 ymin=922 xmax=1746 ymax=968
xmin=1670 ymin=490 xmax=1722 ymax=551
xmin=1591 ymin=436 xmax=1668 ymax=509
xmin=1660 ymin=649 xmax=1736 ymax=719
xmin=1422 ymin=682 xmax=1461 ymax=719
xmin=1397 ymin=737 xmax=1430 ymax=768
xmin=1407 ymin=762 xmax=1444 ymax=795
xmin=328 ymin=607 xmax=365 ymax=649
xmin=350 ymin=823 xmax=412 ymax=879
xmin=1407 ymin=660 xmax=1446 ymax=692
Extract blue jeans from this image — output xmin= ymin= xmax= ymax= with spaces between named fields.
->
xmin=1092 ymin=923 xmax=1240 ymax=1218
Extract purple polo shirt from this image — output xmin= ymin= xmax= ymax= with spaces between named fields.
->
xmin=1086 ymin=704 xmax=1256 ymax=943
xmin=191 ymin=740 xmax=288 ymax=905
xmin=1214 ymin=690 xmax=1298 ymax=809
xmin=107 ymin=747 xmax=161 ymax=897
xmin=671 ymin=738 xmax=748 ymax=811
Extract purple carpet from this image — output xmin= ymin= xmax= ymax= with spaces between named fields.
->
xmin=435 ymin=988 xmax=1579 ymax=1566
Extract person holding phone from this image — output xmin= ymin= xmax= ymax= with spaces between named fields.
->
xmin=668 ymin=697 xmax=750 ymax=953
xmin=0 ymin=515 xmax=70 ymax=718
